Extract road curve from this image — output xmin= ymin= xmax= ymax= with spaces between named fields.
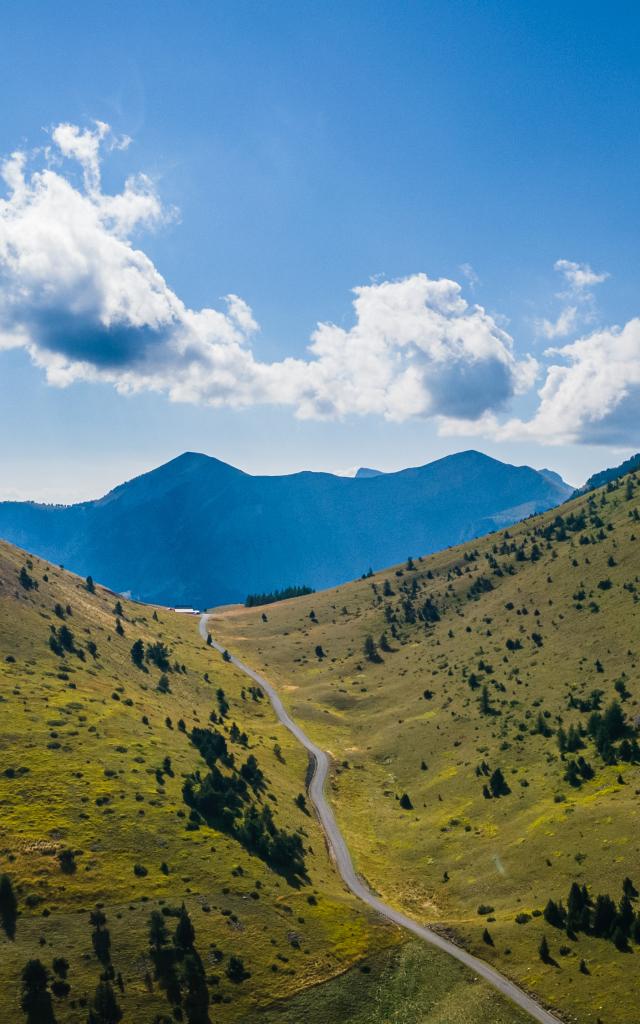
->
xmin=199 ymin=614 xmax=563 ymax=1024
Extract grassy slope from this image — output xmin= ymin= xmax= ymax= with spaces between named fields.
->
xmin=253 ymin=939 xmax=532 ymax=1024
xmin=212 ymin=469 xmax=640 ymax=1024
xmin=0 ymin=539 xmax=529 ymax=1024
xmin=0 ymin=540 xmax=392 ymax=1021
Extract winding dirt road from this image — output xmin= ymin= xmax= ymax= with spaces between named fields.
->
xmin=199 ymin=614 xmax=562 ymax=1024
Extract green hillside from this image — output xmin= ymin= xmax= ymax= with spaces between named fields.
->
xmin=0 ymin=540 xmax=530 ymax=1024
xmin=212 ymin=468 xmax=640 ymax=1024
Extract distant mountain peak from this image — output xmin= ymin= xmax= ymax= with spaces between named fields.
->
xmin=355 ymin=451 xmax=498 ymax=480
xmin=169 ymin=450 xmax=238 ymax=470
xmin=0 ymin=448 xmax=574 ymax=607
xmin=174 ymin=450 xmax=209 ymax=463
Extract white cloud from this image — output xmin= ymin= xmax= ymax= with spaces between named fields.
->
xmin=459 ymin=262 xmax=479 ymax=290
xmin=0 ymin=122 xmax=534 ymax=426
xmin=4 ymin=126 xmax=637 ymax=450
xmin=51 ymin=121 xmax=131 ymax=193
xmin=534 ymin=258 xmax=609 ymax=341
xmin=499 ymin=319 xmax=640 ymax=445
xmin=537 ymin=304 xmax=579 ymax=340
xmin=295 ymin=275 xmax=536 ymax=421
xmin=52 ymin=121 xmax=110 ymax=193
xmin=554 ymin=258 xmax=609 ymax=293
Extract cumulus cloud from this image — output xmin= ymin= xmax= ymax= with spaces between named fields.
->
xmin=420 ymin=253 xmax=638 ymax=449
xmin=3 ymin=125 xmax=637 ymax=449
xmin=499 ymin=320 xmax=640 ymax=445
xmin=0 ymin=121 xmax=535 ymax=425
xmin=485 ymin=255 xmax=640 ymax=447
xmin=296 ymin=275 xmax=537 ymax=421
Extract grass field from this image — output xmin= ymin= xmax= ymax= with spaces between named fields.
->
xmin=250 ymin=939 xmax=533 ymax=1024
xmin=0 ymin=538 xmax=531 ymax=1023
xmin=212 ymin=468 xmax=640 ymax=1024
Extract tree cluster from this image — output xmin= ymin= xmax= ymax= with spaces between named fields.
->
xmin=148 ymin=905 xmax=210 ymax=1023
xmin=245 ymin=585 xmax=314 ymax=608
xmin=183 ymin=727 xmax=306 ymax=879
xmin=544 ymin=878 xmax=640 ymax=952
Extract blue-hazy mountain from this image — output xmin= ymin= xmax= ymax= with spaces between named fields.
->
xmin=0 ymin=450 xmax=572 ymax=607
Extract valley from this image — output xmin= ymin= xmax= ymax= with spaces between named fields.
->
xmin=0 ymin=539 xmax=530 ymax=1023
xmin=2 ymin=10 xmax=638 ymax=1021
xmin=211 ymin=466 xmax=640 ymax=1024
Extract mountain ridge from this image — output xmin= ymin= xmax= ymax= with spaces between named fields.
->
xmin=0 ymin=450 xmax=572 ymax=607
xmin=573 ymin=451 xmax=640 ymax=496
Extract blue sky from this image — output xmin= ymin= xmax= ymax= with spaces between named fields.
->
xmin=1 ymin=0 xmax=639 ymax=500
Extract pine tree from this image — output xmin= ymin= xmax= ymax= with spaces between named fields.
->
xmin=148 ymin=910 xmax=168 ymax=950
xmin=183 ymin=953 xmax=210 ymax=1024
xmin=617 ymin=894 xmax=634 ymax=934
xmin=539 ymin=935 xmax=551 ymax=962
xmin=489 ymin=767 xmax=510 ymax=797
xmin=58 ymin=625 xmax=75 ymax=652
xmin=612 ymin=925 xmax=628 ymax=951
xmin=226 ymin=955 xmax=248 ymax=982
xmin=19 ymin=567 xmax=37 ymax=591
xmin=130 ymin=639 xmax=145 ymax=668
xmin=592 ymin=894 xmax=617 ymax=937
xmin=543 ymin=899 xmax=564 ymax=928
xmin=479 ymin=685 xmax=492 ymax=715
xmin=421 ymin=598 xmax=440 ymax=624
xmin=567 ymin=881 xmax=585 ymax=929
xmin=87 ymin=980 xmax=122 ymax=1024
xmin=363 ymin=635 xmax=380 ymax=662
xmin=602 ymin=699 xmax=625 ymax=742
xmin=90 ymin=910 xmax=111 ymax=964
xmin=534 ymin=710 xmax=551 ymax=737
xmin=174 ymin=904 xmax=195 ymax=950
xmin=21 ymin=959 xmax=56 ymax=1024
xmin=0 ymin=873 xmax=18 ymax=938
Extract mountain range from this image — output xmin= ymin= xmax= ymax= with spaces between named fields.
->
xmin=0 ymin=450 xmax=572 ymax=607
